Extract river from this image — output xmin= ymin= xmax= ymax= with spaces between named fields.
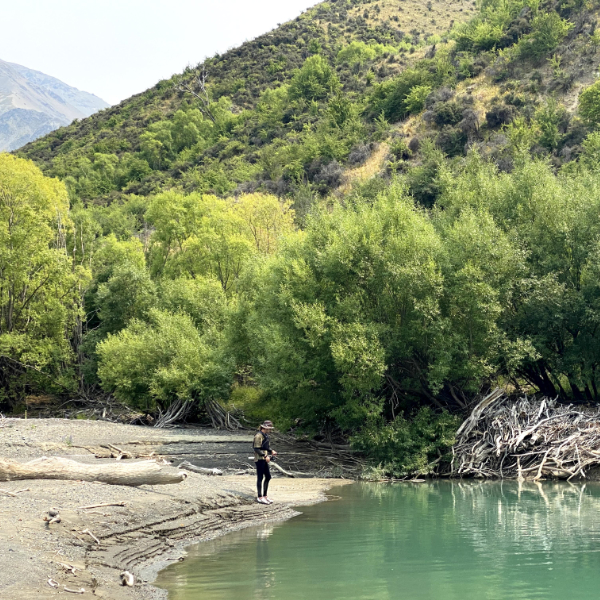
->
xmin=156 ymin=480 xmax=600 ymax=599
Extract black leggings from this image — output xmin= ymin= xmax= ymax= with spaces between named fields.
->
xmin=256 ymin=460 xmax=271 ymax=497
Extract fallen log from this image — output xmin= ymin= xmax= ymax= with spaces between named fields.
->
xmin=178 ymin=461 xmax=223 ymax=476
xmin=0 ymin=457 xmax=187 ymax=486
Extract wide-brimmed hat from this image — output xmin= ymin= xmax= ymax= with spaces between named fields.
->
xmin=259 ymin=420 xmax=274 ymax=429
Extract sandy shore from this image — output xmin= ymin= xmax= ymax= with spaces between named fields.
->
xmin=0 ymin=418 xmax=351 ymax=599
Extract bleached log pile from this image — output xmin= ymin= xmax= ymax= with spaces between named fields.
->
xmin=452 ymin=389 xmax=600 ymax=480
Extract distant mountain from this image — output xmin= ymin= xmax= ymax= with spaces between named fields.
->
xmin=0 ymin=59 xmax=109 ymax=151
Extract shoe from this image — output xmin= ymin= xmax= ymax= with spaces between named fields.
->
xmin=257 ymin=497 xmax=268 ymax=504
xmin=264 ymin=497 xmax=273 ymax=504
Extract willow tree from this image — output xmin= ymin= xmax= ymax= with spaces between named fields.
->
xmin=0 ymin=155 xmax=87 ymax=403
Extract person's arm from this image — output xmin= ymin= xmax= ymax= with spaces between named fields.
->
xmin=264 ymin=435 xmax=276 ymax=457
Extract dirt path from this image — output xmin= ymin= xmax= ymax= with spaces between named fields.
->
xmin=0 ymin=418 xmax=351 ymax=599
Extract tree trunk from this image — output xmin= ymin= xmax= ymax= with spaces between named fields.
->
xmin=0 ymin=457 xmax=187 ymax=486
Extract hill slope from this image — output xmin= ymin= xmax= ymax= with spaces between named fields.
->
xmin=16 ymin=0 xmax=475 ymax=205
xmin=16 ymin=0 xmax=600 ymax=212
xmin=0 ymin=59 xmax=109 ymax=151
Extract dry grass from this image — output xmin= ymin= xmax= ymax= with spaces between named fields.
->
xmin=350 ymin=0 xmax=476 ymax=38
xmin=338 ymin=142 xmax=390 ymax=195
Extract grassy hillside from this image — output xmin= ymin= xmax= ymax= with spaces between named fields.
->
xmin=18 ymin=0 xmax=600 ymax=214
xmin=16 ymin=0 xmax=475 ymax=209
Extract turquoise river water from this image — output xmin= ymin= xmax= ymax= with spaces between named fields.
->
xmin=156 ymin=481 xmax=600 ymax=599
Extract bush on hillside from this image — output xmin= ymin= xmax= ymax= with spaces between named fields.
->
xmin=433 ymin=101 xmax=464 ymax=127
xmin=288 ymin=55 xmax=340 ymax=102
xmin=486 ymin=104 xmax=516 ymax=128
xmin=579 ymin=80 xmax=600 ymax=124
xmin=517 ymin=12 xmax=573 ymax=59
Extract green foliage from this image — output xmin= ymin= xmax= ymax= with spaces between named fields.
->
xmin=404 ymin=85 xmax=432 ymax=114
xmin=533 ymin=98 xmax=567 ymax=150
xmin=0 ymin=155 xmax=87 ymax=402
xmin=436 ymin=151 xmax=600 ymax=400
xmin=352 ymin=408 xmax=460 ymax=477
xmin=577 ymin=131 xmax=600 ymax=169
xmin=405 ymin=140 xmax=445 ymax=206
xmin=146 ymin=191 xmax=295 ymax=290
xmin=517 ymin=12 xmax=573 ymax=59
xmin=97 ymin=309 xmax=231 ymax=411
xmin=454 ymin=21 xmax=506 ymax=51
xmin=241 ymin=177 xmax=527 ymax=432
xmin=289 ymin=55 xmax=340 ymax=102
xmin=337 ymin=41 xmax=396 ymax=68
xmin=453 ymin=0 xmax=534 ymax=51
xmin=579 ymin=80 xmax=600 ymax=124
xmin=370 ymin=68 xmax=434 ymax=122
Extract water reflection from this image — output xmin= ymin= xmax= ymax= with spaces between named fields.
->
xmin=157 ymin=481 xmax=600 ymax=600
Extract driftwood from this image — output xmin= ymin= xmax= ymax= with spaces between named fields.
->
xmin=178 ymin=461 xmax=223 ymax=476
xmin=107 ymin=444 xmax=133 ymax=460
xmin=0 ymin=487 xmax=29 ymax=497
xmin=205 ymin=398 xmax=243 ymax=430
xmin=78 ymin=502 xmax=126 ymax=510
xmin=0 ymin=457 xmax=187 ymax=486
xmin=452 ymin=390 xmax=600 ymax=480
xmin=58 ymin=562 xmax=77 ymax=575
xmin=82 ymin=529 xmax=100 ymax=544
xmin=269 ymin=460 xmax=312 ymax=478
xmin=155 ymin=398 xmax=194 ymax=428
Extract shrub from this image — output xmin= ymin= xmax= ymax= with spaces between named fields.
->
xmin=351 ymin=408 xmax=460 ymax=477
xmin=579 ymin=80 xmax=600 ymax=124
xmin=370 ymin=68 xmax=433 ymax=122
xmin=518 ymin=12 xmax=573 ymax=59
xmin=534 ymin=99 xmax=568 ymax=151
xmin=348 ymin=143 xmax=372 ymax=166
xmin=390 ymin=138 xmax=412 ymax=160
xmin=486 ymin=104 xmax=516 ymax=128
xmin=313 ymin=160 xmax=344 ymax=192
xmin=404 ymin=85 xmax=432 ymax=114
xmin=575 ymin=131 xmax=600 ymax=170
xmin=454 ymin=21 xmax=505 ymax=52
xmin=337 ymin=41 xmax=396 ymax=68
xmin=433 ymin=101 xmax=464 ymax=127
xmin=436 ymin=125 xmax=468 ymax=157
xmin=97 ymin=310 xmax=231 ymax=411
xmin=289 ymin=55 xmax=340 ymax=102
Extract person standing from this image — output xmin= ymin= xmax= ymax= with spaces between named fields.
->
xmin=254 ymin=420 xmax=277 ymax=504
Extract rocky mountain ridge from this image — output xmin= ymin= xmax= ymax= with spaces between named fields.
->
xmin=0 ymin=59 xmax=109 ymax=151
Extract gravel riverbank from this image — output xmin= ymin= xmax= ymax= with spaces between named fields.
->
xmin=0 ymin=419 xmax=351 ymax=599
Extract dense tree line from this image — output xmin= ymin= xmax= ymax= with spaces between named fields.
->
xmin=6 ymin=0 xmax=600 ymax=475
xmin=7 ymin=128 xmax=600 ymax=473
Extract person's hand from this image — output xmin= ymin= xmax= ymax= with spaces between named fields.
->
xmin=271 ymin=451 xmax=278 ymax=456
xmin=265 ymin=456 xmax=271 ymax=463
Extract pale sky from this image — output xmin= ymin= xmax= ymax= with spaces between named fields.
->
xmin=1 ymin=0 xmax=320 ymax=105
